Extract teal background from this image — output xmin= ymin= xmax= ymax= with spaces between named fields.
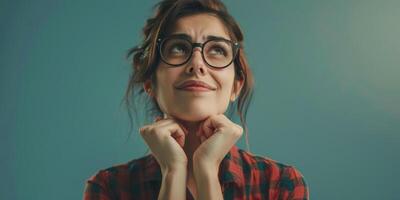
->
xmin=1 ymin=0 xmax=399 ymax=199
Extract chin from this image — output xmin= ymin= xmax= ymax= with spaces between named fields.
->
xmin=178 ymin=114 xmax=209 ymax=122
xmin=169 ymin=108 xmax=216 ymax=122
xmin=161 ymin=101 xmax=228 ymax=122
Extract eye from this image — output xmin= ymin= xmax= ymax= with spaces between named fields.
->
xmin=170 ymin=44 xmax=187 ymax=54
xmin=164 ymin=41 xmax=190 ymax=57
xmin=208 ymin=44 xmax=228 ymax=56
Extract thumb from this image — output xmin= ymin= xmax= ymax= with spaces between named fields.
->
xmin=171 ymin=130 xmax=186 ymax=147
xmin=154 ymin=116 xmax=162 ymax=122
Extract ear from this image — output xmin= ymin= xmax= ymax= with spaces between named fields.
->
xmin=230 ymin=78 xmax=244 ymax=102
xmin=143 ymin=80 xmax=154 ymax=97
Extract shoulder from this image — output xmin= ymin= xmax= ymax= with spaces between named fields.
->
xmin=83 ymin=155 xmax=154 ymax=199
xmin=86 ymin=154 xmax=151 ymax=182
xmin=237 ymin=148 xmax=302 ymax=178
xmin=236 ymin=148 xmax=309 ymax=199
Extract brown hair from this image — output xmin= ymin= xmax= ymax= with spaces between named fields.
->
xmin=123 ymin=0 xmax=254 ymax=152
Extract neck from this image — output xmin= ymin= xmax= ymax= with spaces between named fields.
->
xmin=166 ymin=116 xmax=203 ymax=173
xmin=178 ymin=120 xmax=203 ymax=185
xmin=177 ymin=120 xmax=202 ymax=160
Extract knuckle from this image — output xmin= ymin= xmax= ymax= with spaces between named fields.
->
xmin=139 ymin=125 xmax=156 ymax=135
xmin=139 ymin=126 xmax=147 ymax=134
xmin=233 ymin=125 xmax=243 ymax=137
xmin=147 ymin=126 xmax=156 ymax=134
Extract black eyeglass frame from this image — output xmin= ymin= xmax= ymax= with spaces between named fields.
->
xmin=156 ymin=36 xmax=241 ymax=69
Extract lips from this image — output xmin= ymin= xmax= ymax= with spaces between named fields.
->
xmin=176 ymin=80 xmax=216 ymax=90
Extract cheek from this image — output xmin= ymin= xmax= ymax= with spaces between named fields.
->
xmin=221 ymin=68 xmax=236 ymax=91
xmin=155 ymin=67 xmax=177 ymax=88
xmin=153 ymin=67 xmax=180 ymax=110
xmin=215 ymin=70 xmax=236 ymax=101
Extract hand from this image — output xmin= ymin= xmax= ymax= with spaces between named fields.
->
xmin=139 ymin=116 xmax=189 ymax=174
xmin=193 ymin=114 xmax=243 ymax=170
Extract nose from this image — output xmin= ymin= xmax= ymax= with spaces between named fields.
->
xmin=185 ymin=47 xmax=208 ymax=75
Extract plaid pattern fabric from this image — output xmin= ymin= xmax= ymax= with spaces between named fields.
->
xmin=83 ymin=145 xmax=309 ymax=200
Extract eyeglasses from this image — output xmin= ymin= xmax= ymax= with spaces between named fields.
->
xmin=157 ymin=35 xmax=240 ymax=69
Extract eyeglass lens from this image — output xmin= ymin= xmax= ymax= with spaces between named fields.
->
xmin=160 ymin=38 xmax=234 ymax=68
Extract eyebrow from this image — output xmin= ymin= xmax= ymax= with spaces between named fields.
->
xmin=167 ymin=33 xmax=230 ymax=42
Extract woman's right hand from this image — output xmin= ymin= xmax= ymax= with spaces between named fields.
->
xmin=139 ymin=116 xmax=188 ymax=174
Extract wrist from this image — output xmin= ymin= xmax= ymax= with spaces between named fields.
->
xmin=161 ymin=164 xmax=187 ymax=176
xmin=192 ymin=163 xmax=223 ymax=200
xmin=193 ymin=158 xmax=219 ymax=173
xmin=159 ymin=165 xmax=187 ymax=200
xmin=192 ymin=160 xmax=219 ymax=179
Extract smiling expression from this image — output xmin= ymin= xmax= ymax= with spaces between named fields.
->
xmin=145 ymin=13 xmax=243 ymax=122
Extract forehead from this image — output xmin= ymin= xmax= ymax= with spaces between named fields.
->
xmin=168 ymin=13 xmax=231 ymax=41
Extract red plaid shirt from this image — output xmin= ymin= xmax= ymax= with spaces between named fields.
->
xmin=83 ymin=145 xmax=309 ymax=200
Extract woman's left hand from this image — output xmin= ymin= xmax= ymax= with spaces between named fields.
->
xmin=193 ymin=114 xmax=243 ymax=170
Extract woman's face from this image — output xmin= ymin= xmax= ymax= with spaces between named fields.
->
xmin=145 ymin=13 xmax=243 ymax=122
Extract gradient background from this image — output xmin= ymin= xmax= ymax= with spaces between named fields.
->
xmin=1 ymin=0 xmax=399 ymax=199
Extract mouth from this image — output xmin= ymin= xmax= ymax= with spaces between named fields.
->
xmin=176 ymin=80 xmax=216 ymax=91
xmin=177 ymin=86 xmax=214 ymax=92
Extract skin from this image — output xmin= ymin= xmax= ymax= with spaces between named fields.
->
xmin=140 ymin=13 xmax=244 ymax=200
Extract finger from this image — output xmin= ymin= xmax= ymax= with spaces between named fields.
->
xmin=196 ymin=120 xmax=207 ymax=138
xmin=196 ymin=124 xmax=202 ymax=137
xmin=172 ymin=132 xmax=185 ymax=147
xmin=139 ymin=126 xmax=146 ymax=134
xmin=154 ymin=116 xmax=162 ymax=122
xmin=176 ymin=123 xmax=188 ymax=135
xmin=170 ymin=126 xmax=186 ymax=147
xmin=200 ymin=135 xmax=206 ymax=143
xmin=144 ymin=119 xmax=181 ymax=138
xmin=201 ymin=118 xmax=215 ymax=139
xmin=154 ymin=117 xmax=176 ymax=127
xmin=163 ymin=115 xmax=188 ymax=135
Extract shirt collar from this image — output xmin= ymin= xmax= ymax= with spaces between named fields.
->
xmin=142 ymin=145 xmax=245 ymax=186
xmin=218 ymin=145 xmax=245 ymax=186
xmin=142 ymin=153 xmax=162 ymax=181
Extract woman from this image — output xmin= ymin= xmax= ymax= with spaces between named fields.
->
xmin=84 ymin=0 xmax=309 ymax=199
